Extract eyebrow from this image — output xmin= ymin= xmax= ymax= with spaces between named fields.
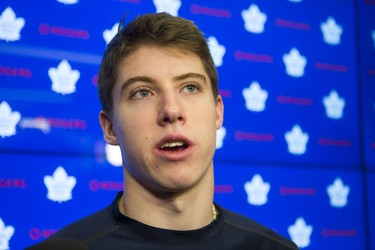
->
xmin=173 ymin=72 xmax=207 ymax=83
xmin=120 ymin=76 xmax=155 ymax=94
xmin=120 ymin=72 xmax=207 ymax=94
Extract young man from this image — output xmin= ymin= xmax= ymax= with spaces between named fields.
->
xmin=29 ymin=13 xmax=298 ymax=249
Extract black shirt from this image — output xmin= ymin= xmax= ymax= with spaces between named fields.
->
xmin=28 ymin=192 xmax=299 ymax=250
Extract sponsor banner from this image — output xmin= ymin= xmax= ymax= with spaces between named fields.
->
xmin=0 ymin=0 xmax=373 ymax=249
xmin=0 ymin=153 xmax=369 ymax=249
xmin=0 ymin=0 xmax=369 ymax=166
xmin=214 ymin=163 xmax=367 ymax=250
xmin=0 ymin=153 xmax=121 ymax=249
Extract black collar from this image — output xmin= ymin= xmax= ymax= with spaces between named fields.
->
xmin=109 ymin=192 xmax=224 ymax=245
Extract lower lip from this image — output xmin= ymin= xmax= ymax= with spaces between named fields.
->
xmin=155 ymin=145 xmax=195 ymax=161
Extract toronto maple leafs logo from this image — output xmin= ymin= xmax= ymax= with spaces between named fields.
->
xmin=18 ymin=117 xmax=50 ymax=134
xmin=0 ymin=101 xmax=21 ymax=138
xmin=216 ymin=126 xmax=226 ymax=149
xmin=208 ymin=36 xmax=226 ymax=67
xmin=285 ymin=125 xmax=309 ymax=155
xmin=44 ymin=166 xmax=77 ymax=203
xmin=48 ymin=60 xmax=80 ymax=95
xmin=242 ymin=81 xmax=268 ymax=112
xmin=244 ymin=174 xmax=270 ymax=206
xmin=0 ymin=7 xmax=25 ymax=42
xmin=321 ymin=17 xmax=343 ymax=45
xmin=288 ymin=217 xmax=313 ymax=248
xmin=105 ymin=144 xmax=122 ymax=167
xmin=327 ymin=177 xmax=350 ymax=208
xmin=323 ymin=90 xmax=345 ymax=119
xmin=242 ymin=4 xmax=267 ymax=34
xmin=283 ymin=48 xmax=307 ymax=77
xmin=56 ymin=0 xmax=79 ymax=4
xmin=103 ymin=23 xmax=119 ymax=45
xmin=153 ymin=0 xmax=181 ymax=16
xmin=0 ymin=218 xmax=14 ymax=250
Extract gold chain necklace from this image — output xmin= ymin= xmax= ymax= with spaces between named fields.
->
xmin=212 ymin=204 xmax=217 ymax=220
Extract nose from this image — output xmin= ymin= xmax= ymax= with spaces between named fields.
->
xmin=157 ymin=92 xmax=186 ymax=126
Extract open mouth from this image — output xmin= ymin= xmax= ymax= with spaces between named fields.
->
xmin=156 ymin=136 xmax=194 ymax=160
xmin=159 ymin=141 xmax=189 ymax=151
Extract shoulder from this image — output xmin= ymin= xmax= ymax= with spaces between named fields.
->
xmin=220 ymin=207 xmax=298 ymax=250
xmin=49 ymin=206 xmax=118 ymax=241
xmin=27 ymin=207 xmax=119 ymax=249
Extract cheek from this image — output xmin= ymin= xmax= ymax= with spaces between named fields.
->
xmin=196 ymin=105 xmax=218 ymax=126
xmin=120 ymin=115 xmax=153 ymax=146
xmin=120 ymin=123 xmax=147 ymax=147
xmin=116 ymin=106 xmax=150 ymax=132
xmin=113 ymin=113 xmax=139 ymax=148
xmin=119 ymin=126 xmax=151 ymax=168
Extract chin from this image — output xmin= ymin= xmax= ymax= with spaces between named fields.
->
xmin=165 ymin=173 xmax=210 ymax=193
xmin=165 ymin=180 xmax=197 ymax=192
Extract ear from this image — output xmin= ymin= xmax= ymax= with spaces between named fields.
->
xmin=215 ymin=95 xmax=224 ymax=129
xmin=99 ymin=111 xmax=119 ymax=145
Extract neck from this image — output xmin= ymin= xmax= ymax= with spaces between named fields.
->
xmin=119 ymin=166 xmax=215 ymax=230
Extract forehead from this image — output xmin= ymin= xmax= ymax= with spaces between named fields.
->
xmin=117 ymin=45 xmax=208 ymax=80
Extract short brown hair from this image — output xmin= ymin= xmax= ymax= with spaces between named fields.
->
xmin=98 ymin=12 xmax=218 ymax=116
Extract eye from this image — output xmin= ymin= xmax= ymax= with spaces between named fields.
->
xmin=131 ymin=87 xmax=153 ymax=99
xmin=182 ymin=82 xmax=200 ymax=93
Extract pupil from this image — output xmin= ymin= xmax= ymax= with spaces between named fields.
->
xmin=188 ymin=86 xmax=195 ymax=92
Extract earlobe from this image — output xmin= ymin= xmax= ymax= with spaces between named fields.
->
xmin=215 ymin=95 xmax=224 ymax=129
xmin=99 ymin=111 xmax=119 ymax=145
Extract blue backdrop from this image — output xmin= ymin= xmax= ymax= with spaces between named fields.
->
xmin=0 ymin=1 xmax=374 ymax=249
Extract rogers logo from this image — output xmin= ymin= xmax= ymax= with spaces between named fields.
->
xmin=235 ymin=131 xmax=274 ymax=142
xmin=190 ymin=4 xmax=231 ymax=18
xmin=91 ymin=75 xmax=98 ymax=86
xmin=322 ymin=228 xmax=356 ymax=237
xmin=275 ymin=18 xmax=310 ymax=30
xmin=218 ymin=89 xmax=232 ymax=98
xmin=47 ymin=117 xmax=87 ymax=130
xmin=19 ymin=117 xmax=87 ymax=132
xmin=315 ymin=62 xmax=348 ymax=72
xmin=214 ymin=185 xmax=233 ymax=193
xmin=0 ymin=178 xmax=27 ymax=188
xmin=38 ymin=23 xmax=89 ymax=39
xmin=279 ymin=186 xmax=316 ymax=196
xmin=89 ymin=179 xmax=123 ymax=192
xmin=318 ymin=138 xmax=352 ymax=147
xmin=234 ymin=50 xmax=273 ymax=63
xmin=0 ymin=65 xmax=32 ymax=78
xmin=277 ymin=95 xmax=313 ymax=106
xmin=29 ymin=228 xmax=57 ymax=240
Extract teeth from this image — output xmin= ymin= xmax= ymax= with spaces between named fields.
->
xmin=161 ymin=141 xmax=184 ymax=148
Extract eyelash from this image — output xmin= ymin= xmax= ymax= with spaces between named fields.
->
xmin=130 ymin=87 xmax=153 ymax=99
xmin=182 ymin=82 xmax=201 ymax=93
xmin=129 ymin=82 xmax=201 ymax=99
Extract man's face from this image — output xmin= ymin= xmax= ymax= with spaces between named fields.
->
xmin=100 ymin=45 xmax=223 ymax=193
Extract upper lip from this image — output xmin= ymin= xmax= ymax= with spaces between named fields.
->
xmin=156 ymin=134 xmax=193 ymax=149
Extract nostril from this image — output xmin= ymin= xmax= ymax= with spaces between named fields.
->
xmin=160 ymin=114 xmax=183 ymax=124
xmin=158 ymin=107 xmax=184 ymax=125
